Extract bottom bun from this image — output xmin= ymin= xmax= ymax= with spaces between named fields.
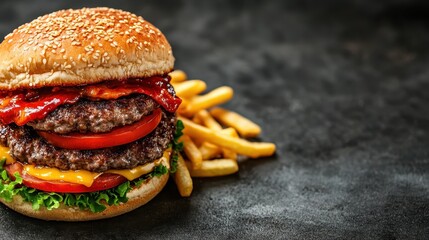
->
xmin=0 ymin=157 xmax=170 ymax=221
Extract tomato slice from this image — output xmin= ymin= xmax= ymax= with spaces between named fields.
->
xmin=38 ymin=108 xmax=162 ymax=150
xmin=5 ymin=162 xmax=127 ymax=193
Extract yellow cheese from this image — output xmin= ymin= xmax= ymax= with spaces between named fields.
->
xmin=24 ymin=165 xmax=101 ymax=187
xmin=0 ymin=146 xmax=15 ymax=164
xmin=107 ymin=150 xmax=171 ymax=180
xmin=23 ymin=150 xmax=171 ymax=187
xmin=107 ymin=159 xmax=160 ymax=181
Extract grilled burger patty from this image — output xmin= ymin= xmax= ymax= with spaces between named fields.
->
xmin=28 ymin=94 xmax=159 ymax=134
xmin=0 ymin=111 xmax=175 ymax=172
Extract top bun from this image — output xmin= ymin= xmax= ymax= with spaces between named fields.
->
xmin=0 ymin=7 xmax=174 ymax=90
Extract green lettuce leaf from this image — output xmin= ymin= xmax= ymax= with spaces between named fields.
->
xmin=0 ymin=159 xmax=167 ymax=213
xmin=170 ymin=120 xmax=184 ymax=173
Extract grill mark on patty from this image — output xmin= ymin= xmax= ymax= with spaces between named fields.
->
xmin=28 ymin=94 xmax=159 ymax=134
xmin=0 ymin=111 xmax=175 ymax=172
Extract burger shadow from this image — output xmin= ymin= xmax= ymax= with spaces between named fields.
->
xmin=1 ymin=150 xmax=278 ymax=238
xmin=1 ymin=179 xmax=191 ymax=238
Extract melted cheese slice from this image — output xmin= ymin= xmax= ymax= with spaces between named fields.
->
xmin=1 ymin=146 xmax=171 ymax=187
xmin=0 ymin=146 xmax=15 ymax=164
xmin=23 ymin=165 xmax=102 ymax=187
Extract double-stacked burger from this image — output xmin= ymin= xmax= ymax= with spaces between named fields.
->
xmin=0 ymin=7 xmax=181 ymax=221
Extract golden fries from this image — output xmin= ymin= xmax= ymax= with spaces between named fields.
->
xmin=173 ymin=80 xmax=207 ymax=99
xmin=179 ymin=117 xmax=276 ymax=158
xmin=199 ymin=142 xmax=222 ymax=160
xmin=219 ymin=128 xmax=238 ymax=160
xmin=185 ymin=159 xmax=238 ymax=177
xmin=195 ymin=110 xmax=222 ymax=131
xmin=180 ymin=86 xmax=233 ymax=116
xmin=192 ymin=115 xmax=203 ymax=125
xmin=173 ymin=153 xmax=193 ymax=197
xmin=210 ymin=107 xmax=261 ymax=138
xmin=169 ymin=70 xmax=187 ymax=82
xmin=170 ymin=69 xmax=276 ymax=196
xmin=180 ymin=135 xmax=202 ymax=169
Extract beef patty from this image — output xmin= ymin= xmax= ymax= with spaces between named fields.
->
xmin=0 ymin=111 xmax=175 ymax=172
xmin=28 ymin=94 xmax=159 ymax=134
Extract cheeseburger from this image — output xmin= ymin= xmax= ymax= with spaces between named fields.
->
xmin=0 ymin=8 xmax=182 ymax=221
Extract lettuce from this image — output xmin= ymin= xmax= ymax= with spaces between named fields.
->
xmin=170 ymin=120 xmax=184 ymax=173
xmin=0 ymin=159 xmax=166 ymax=213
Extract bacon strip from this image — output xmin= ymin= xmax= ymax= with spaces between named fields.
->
xmin=0 ymin=76 xmax=181 ymax=126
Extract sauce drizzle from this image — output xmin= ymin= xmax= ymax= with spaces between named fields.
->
xmin=0 ymin=76 xmax=181 ymax=126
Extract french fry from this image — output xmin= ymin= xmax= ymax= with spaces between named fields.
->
xmin=169 ymin=70 xmax=187 ymax=83
xmin=210 ymin=107 xmax=261 ymax=138
xmin=181 ymin=86 xmax=233 ymax=116
xmin=195 ymin=110 xmax=222 ymax=131
xmin=220 ymin=128 xmax=238 ymax=160
xmin=179 ymin=117 xmax=276 ymax=158
xmin=199 ymin=142 xmax=222 ymax=160
xmin=185 ymin=159 xmax=239 ymax=177
xmin=180 ymin=135 xmax=203 ymax=169
xmin=178 ymin=98 xmax=189 ymax=113
xmin=193 ymin=112 xmax=237 ymax=160
xmin=173 ymin=80 xmax=207 ymax=99
xmin=195 ymin=111 xmax=237 ymax=160
xmin=192 ymin=115 xmax=203 ymax=125
xmin=190 ymin=135 xmax=204 ymax=147
xmin=221 ymin=127 xmax=239 ymax=138
xmin=173 ymin=153 xmax=193 ymax=197
xmin=222 ymin=148 xmax=237 ymax=161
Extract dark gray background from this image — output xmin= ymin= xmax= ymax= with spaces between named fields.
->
xmin=0 ymin=0 xmax=428 ymax=239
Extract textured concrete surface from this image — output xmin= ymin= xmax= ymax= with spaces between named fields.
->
xmin=0 ymin=0 xmax=428 ymax=239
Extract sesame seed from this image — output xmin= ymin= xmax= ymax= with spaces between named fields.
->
xmin=3 ymin=7 xmax=171 ymax=71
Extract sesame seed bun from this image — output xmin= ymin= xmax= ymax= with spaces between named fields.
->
xmin=0 ymin=154 xmax=170 ymax=221
xmin=0 ymin=7 xmax=174 ymax=91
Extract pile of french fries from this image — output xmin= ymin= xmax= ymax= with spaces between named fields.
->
xmin=168 ymin=70 xmax=276 ymax=197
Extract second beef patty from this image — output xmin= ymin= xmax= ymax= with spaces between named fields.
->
xmin=28 ymin=94 xmax=159 ymax=134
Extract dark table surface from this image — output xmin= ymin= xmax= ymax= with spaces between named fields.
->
xmin=0 ymin=0 xmax=428 ymax=239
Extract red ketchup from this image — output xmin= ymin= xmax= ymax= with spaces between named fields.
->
xmin=0 ymin=76 xmax=181 ymax=126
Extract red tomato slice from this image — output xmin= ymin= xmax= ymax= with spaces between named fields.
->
xmin=38 ymin=108 xmax=162 ymax=150
xmin=5 ymin=162 xmax=127 ymax=193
